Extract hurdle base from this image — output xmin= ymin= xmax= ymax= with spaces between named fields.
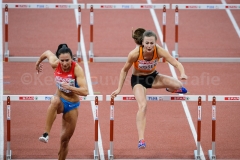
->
xmin=108 ymin=149 xmax=114 ymax=160
xmin=208 ymin=150 xmax=216 ymax=160
xmin=194 ymin=150 xmax=201 ymax=160
xmin=6 ymin=150 xmax=11 ymax=160
xmin=93 ymin=150 xmax=99 ymax=160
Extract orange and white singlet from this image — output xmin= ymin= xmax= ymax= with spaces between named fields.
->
xmin=133 ymin=46 xmax=159 ymax=73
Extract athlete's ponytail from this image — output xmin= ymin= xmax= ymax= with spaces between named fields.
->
xmin=56 ymin=43 xmax=73 ymax=59
xmin=132 ymin=28 xmax=146 ymax=45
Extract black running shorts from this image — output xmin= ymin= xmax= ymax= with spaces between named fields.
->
xmin=131 ymin=70 xmax=159 ymax=89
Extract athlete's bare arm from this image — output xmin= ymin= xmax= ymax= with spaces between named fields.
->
xmin=156 ymin=45 xmax=187 ymax=79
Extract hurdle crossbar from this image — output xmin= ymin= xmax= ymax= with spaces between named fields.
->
xmin=208 ymin=95 xmax=240 ymax=160
xmin=106 ymin=95 xmax=206 ymax=101
xmin=172 ymin=4 xmax=240 ymax=10
xmin=2 ymin=95 xmax=103 ymax=101
xmin=106 ymin=95 xmax=206 ymax=159
xmin=86 ymin=3 xmax=169 ymax=62
xmin=2 ymin=3 xmax=85 ymax=9
xmin=92 ymin=57 xmax=240 ymax=63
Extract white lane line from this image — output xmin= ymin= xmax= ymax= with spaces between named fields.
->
xmin=73 ymin=1 xmax=105 ymax=159
xmin=221 ymin=0 xmax=240 ymax=38
xmin=147 ymin=0 xmax=206 ymax=159
xmin=0 ymin=0 xmax=4 ymax=159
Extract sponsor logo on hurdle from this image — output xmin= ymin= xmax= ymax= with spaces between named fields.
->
xmin=15 ymin=5 xmax=29 ymax=8
xmin=225 ymin=5 xmax=238 ymax=9
xmin=185 ymin=5 xmax=200 ymax=9
xmin=212 ymin=106 xmax=216 ymax=120
xmin=121 ymin=5 xmax=131 ymax=9
xmin=148 ymin=97 xmax=158 ymax=101
xmin=224 ymin=97 xmax=240 ymax=100
xmin=110 ymin=105 xmax=114 ymax=120
xmin=140 ymin=5 xmax=155 ymax=9
xmin=19 ymin=96 xmax=34 ymax=100
xmin=101 ymin=5 xmax=115 ymax=9
xmin=171 ymin=96 xmax=186 ymax=100
xmin=123 ymin=97 xmax=135 ymax=100
xmin=7 ymin=105 xmax=10 ymax=120
xmin=79 ymin=96 xmax=87 ymax=101
xmin=95 ymin=105 xmax=98 ymax=119
xmin=37 ymin=5 xmax=45 ymax=8
xmin=207 ymin=5 xmax=215 ymax=9
xmin=55 ymin=5 xmax=68 ymax=8
xmin=45 ymin=96 xmax=51 ymax=101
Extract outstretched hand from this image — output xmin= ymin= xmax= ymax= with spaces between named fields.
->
xmin=180 ymin=74 xmax=188 ymax=80
xmin=36 ymin=63 xmax=43 ymax=74
xmin=111 ymin=89 xmax=121 ymax=99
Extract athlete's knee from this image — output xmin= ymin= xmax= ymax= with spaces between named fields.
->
xmin=60 ymin=137 xmax=70 ymax=149
xmin=138 ymin=102 xmax=147 ymax=113
xmin=50 ymin=96 xmax=61 ymax=108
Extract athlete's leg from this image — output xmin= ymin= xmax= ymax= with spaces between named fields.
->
xmin=58 ymin=108 xmax=78 ymax=160
xmin=152 ymin=74 xmax=185 ymax=92
xmin=44 ymin=95 xmax=64 ymax=133
xmin=133 ymin=84 xmax=147 ymax=141
xmin=39 ymin=95 xmax=64 ymax=143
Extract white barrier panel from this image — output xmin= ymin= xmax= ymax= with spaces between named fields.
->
xmin=87 ymin=4 xmax=170 ymax=9
xmin=208 ymin=95 xmax=240 ymax=101
xmin=172 ymin=4 xmax=240 ymax=9
xmin=2 ymin=3 xmax=85 ymax=9
xmin=106 ymin=95 xmax=206 ymax=101
xmin=92 ymin=57 xmax=240 ymax=63
xmin=3 ymin=95 xmax=103 ymax=101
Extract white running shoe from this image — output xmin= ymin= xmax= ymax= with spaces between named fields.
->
xmin=39 ymin=132 xmax=49 ymax=143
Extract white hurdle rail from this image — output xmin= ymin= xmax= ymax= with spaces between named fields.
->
xmin=86 ymin=3 xmax=170 ymax=63
xmin=106 ymin=94 xmax=206 ymax=160
xmin=2 ymin=3 xmax=85 ymax=63
xmin=2 ymin=95 xmax=102 ymax=160
xmin=171 ymin=4 xmax=240 ymax=63
xmin=207 ymin=95 xmax=240 ymax=160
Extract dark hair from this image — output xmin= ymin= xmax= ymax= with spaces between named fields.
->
xmin=55 ymin=43 xmax=73 ymax=59
xmin=132 ymin=28 xmax=146 ymax=45
xmin=142 ymin=30 xmax=157 ymax=41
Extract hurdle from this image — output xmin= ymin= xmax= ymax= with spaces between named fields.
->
xmin=171 ymin=4 xmax=240 ymax=63
xmin=106 ymin=95 xmax=206 ymax=160
xmin=2 ymin=3 xmax=85 ymax=62
xmin=208 ymin=95 xmax=240 ymax=160
xmin=2 ymin=95 xmax=102 ymax=160
xmin=86 ymin=3 xmax=170 ymax=63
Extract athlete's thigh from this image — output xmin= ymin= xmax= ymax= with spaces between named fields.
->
xmin=152 ymin=74 xmax=179 ymax=89
xmin=50 ymin=95 xmax=64 ymax=114
xmin=61 ymin=108 xmax=78 ymax=139
xmin=133 ymin=84 xmax=147 ymax=106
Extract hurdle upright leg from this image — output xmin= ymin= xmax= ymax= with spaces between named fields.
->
xmin=108 ymin=98 xmax=114 ymax=160
xmin=194 ymin=96 xmax=202 ymax=160
xmin=172 ymin=5 xmax=179 ymax=60
xmin=77 ymin=5 xmax=82 ymax=62
xmin=94 ymin=96 xmax=99 ymax=160
xmin=208 ymin=97 xmax=216 ymax=160
xmin=4 ymin=5 xmax=9 ymax=62
xmin=6 ymin=96 xmax=12 ymax=160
